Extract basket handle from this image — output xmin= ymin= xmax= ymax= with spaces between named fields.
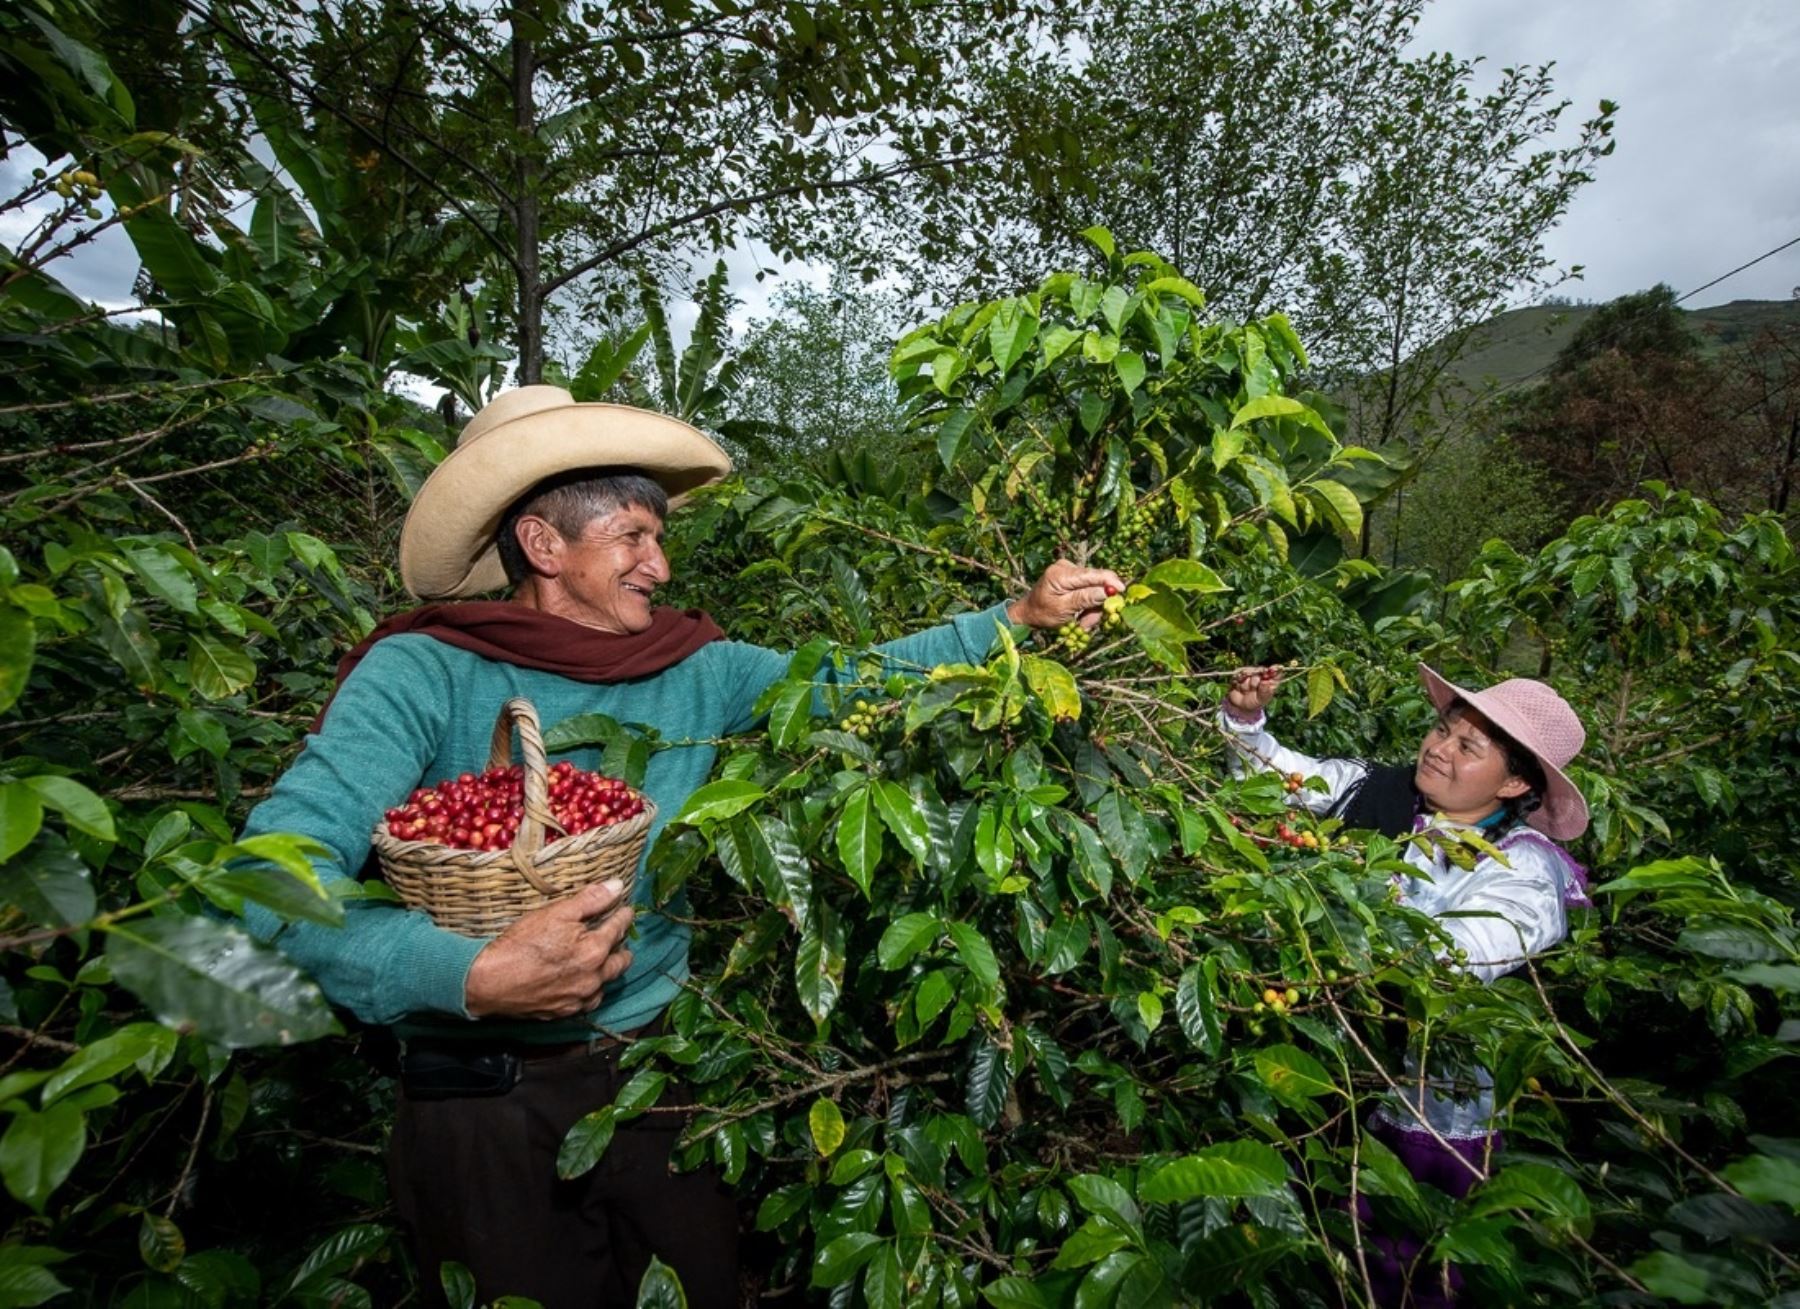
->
xmin=487 ymin=697 xmax=560 ymax=898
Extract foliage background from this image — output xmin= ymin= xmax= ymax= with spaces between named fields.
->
xmin=1 ymin=3 xmax=1797 ymax=1307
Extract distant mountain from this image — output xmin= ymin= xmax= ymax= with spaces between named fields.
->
xmin=1442 ymin=298 xmax=1800 ymax=394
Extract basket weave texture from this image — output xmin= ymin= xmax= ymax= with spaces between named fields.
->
xmin=371 ymin=697 xmax=654 ymax=938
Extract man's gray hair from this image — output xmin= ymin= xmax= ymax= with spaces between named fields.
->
xmin=495 ymin=467 xmax=670 ymax=585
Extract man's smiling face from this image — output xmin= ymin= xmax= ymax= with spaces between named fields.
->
xmin=550 ymin=502 xmax=670 ymax=634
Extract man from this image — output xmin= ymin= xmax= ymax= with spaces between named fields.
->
xmin=239 ymin=386 xmax=1123 ymax=1307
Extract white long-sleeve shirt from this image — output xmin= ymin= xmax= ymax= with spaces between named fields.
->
xmin=1221 ymin=709 xmax=1585 ymax=1138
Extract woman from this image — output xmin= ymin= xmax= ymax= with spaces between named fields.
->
xmin=1221 ymin=662 xmax=1591 ymax=1305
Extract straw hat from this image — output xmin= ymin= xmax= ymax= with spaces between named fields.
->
xmin=1418 ymin=664 xmax=1589 ymax=841
xmin=399 ymin=386 xmax=732 ymax=599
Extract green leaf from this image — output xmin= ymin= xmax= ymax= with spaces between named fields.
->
xmin=541 ymin=712 xmax=624 ymax=752
xmin=0 ymin=784 xmax=46 ymax=864
xmin=440 ymin=1262 xmax=477 ymax=1309
xmin=1140 ymin=559 xmax=1229 ymax=593
xmin=1253 ymin=1044 xmax=1338 ymax=1104
xmin=1175 ymin=960 xmax=1224 ymax=1057
xmin=0 ymin=1103 xmax=84 ymax=1212
xmin=0 ymin=605 xmax=35 ymax=714
xmin=0 ymin=1243 xmax=70 ymax=1308
xmin=795 ymin=905 xmax=845 ymax=1026
xmin=186 ymin=636 xmax=256 ymax=700
xmin=104 ymin=916 xmax=338 ymax=1048
xmin=1136 ymin=991 xmax=1163 ymax=1034
xmin=946 ymin=921 xmax=1001 ymax=994
xmin=1021 ymin=655 xmax=1081 ymax=722
xmin=558 ymin=1106 xmax=618 ymax=1179
xmin=811 ymin=1232 xmax=881 ymax=1287
xmin=862 ymin=1241 xmax=903 ymax=1309
xmin=172 ymin=708 xmax=230 ymax=761
xmin=872 ymin=780 xmax=932 ymax=867
xmin=635 ymin=1256 xmax=688 ymax=1309
xmin=809 ymin=1098 xmax=846 ymax=1156
xmin=23 ymin=776 xmax=114 ymax=843
xmin=1629 ymin=1252 xmax=1713 ymax=1305
xmin=987 ymin=299 xmax=1039 ymax=375
xmin=42 ymin=1023 xmax=175 ymax=1105
xmin=0 ymin=836 xmax=93 ymax=928
xmin=1121 ymin=592 xmax=1199 ymax=647
xmin=964 ymin=1039 xmax=1011 ymax=1128
xmin=1080 ymin=226 xmax=1116 ymax=258
xmin=123 ymin=546 xmax=199 ymax=615
xmin=764 ymin=679 xmax=815 ymax=750
xmin=834 ymin=786 xmax=883 ymax=897
xmin=138 ymin=1212 xmax=186 ymax=1274
xmin=673 ymin=779 xmax=766 ymax=827
xmin=1067 ymin=1173 xmax=1141 ymax=1232
xmin=1048 ymin=1218 xmax=1130 ymax=1270
xmin=1306 ymin=665 xmax=1335 ymax=719
xmin=612 ymin=1068 xmax=667 ymax=1117
xmin=981 ymin=1276 xmax=1049 ymax=1309
xmin=1229 ymin=394 xmax=1307 ymax=429
xmin=1723 ymin=1153 xmax=1800 ymax=1206
xmin=1138 ymin=1141 xmax=1287 ymax=1202
xmin=1307 ymin=480 xmax=1364 ymax=543
xmin=1113 ymin=350 xmax=1145 ymax=393
xmin=1469 ymin=1163 xmax=1592 ymax=1231
xmin=205 ymin=867 xmax=344 ymax=928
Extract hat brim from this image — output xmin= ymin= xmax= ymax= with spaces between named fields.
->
xmin=1418 ymin=664 xmax=1590 ymax=842
xmin=399 ymin=403 xmax=731 ymax=599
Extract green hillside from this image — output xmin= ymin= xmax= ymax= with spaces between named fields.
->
xmin=1444 ymin=297 xmax=1800 ymax=394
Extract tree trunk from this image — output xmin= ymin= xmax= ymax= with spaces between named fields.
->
xmin=1777 ymin=409 xmax=1798 ymax=515
xmin=512 ymin=15 xmax=543 ymax=385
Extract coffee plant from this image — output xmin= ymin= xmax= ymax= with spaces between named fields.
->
xmin=0 ymin=22 xmax=1795 ymax=1295
xmin=590 ymin=242 xmax=1800 ymax=1307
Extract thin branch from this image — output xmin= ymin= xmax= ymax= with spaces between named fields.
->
xmin=542 ymin=151 xmax=998 ymax=296
xmin=124 ymin=478 xmax=199 ymax=553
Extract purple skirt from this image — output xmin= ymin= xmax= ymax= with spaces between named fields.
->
xmin=1353 ymin=1117 xmax=1499 ymax=1307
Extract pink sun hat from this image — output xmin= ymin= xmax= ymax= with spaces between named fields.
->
xmin=1418 ymin=664 xmax=1590 ymax=842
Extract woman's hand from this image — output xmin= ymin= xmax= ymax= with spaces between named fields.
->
xmin=1225 ymin=665 xmax=1283 ymax=723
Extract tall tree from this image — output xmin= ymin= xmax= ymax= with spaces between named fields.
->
xmin=193 ymin=0 xmax=1070 ymax=385
xmin=733 ymin=268 xmax=912 ymax=465
xmin=955 ymin=0 xmax=1615 ymax=464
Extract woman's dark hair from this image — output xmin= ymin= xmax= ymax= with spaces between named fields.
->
xmin=494 ymin=467 xmax=670 ymax=585
xmin=1445 ymin=700 xmax=1547 ymax=822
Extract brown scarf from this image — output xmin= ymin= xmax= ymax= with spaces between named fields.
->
xmin=314 ymin=601 xmax=725 ymax=729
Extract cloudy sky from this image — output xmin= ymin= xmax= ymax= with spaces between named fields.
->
xmin=7 ymin=0 xmax=1797 ymax=336
xmin=1412 ymin=0 xmax=1800 ymax=309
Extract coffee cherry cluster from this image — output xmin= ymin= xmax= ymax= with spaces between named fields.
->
xmin=1055 ymin=620 xmax=1093 ymax=655
xmin=382 ymin=760 xmax=643 ymax=851
xmin=1255 ymin=985 xmax=1303 ymax=1014
xmin=840 ymin=703 xmax=885 ymax=738
xmin=1283 ymin=771 xmax=1305 ymax=794
xmin=1117 ymin=498 xmax=1160 ymax=550
xmin=1274 ymin=821 xmax=1330 ymax=851
xmin=1101 ymin=592 xmax=1125 ymax=631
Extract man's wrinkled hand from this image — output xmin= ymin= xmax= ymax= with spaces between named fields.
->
xmin=463 ymin=878 xmax=635 ymax=1020
xmin=1007 ymin=559 xmax=1129 ymax=632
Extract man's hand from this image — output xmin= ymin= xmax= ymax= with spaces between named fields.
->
xmin=464 ymin=878 xmax=636 ymax=1020
xmin=1007 ymin=559 xmax=1129 ymax=631
xmin=1225 ymin=665 xmax=1283 ymax=723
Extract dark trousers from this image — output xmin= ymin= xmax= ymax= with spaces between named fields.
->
xmin=389 ymin=1043 xmax=740 ymax=1309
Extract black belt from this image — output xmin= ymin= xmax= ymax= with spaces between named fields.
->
xmin=398 ymin=1028 xmax=644 ymax=1099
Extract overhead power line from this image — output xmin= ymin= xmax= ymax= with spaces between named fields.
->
xmin=1481 ymin=229 xmax=1800 ymax=401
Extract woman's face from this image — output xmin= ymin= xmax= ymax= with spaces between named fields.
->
xmin=1413 ymin=705 xmax=1530 ymax=818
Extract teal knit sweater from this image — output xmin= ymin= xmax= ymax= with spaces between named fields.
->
xmin=239 ymin=603 xmax=1010 ymax=1043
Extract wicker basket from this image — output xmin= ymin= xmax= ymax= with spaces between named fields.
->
xmin=371 ymin=697 xmax=655 ymax=938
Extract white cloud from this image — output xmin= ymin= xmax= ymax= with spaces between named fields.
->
xmin=1413 ymin=0 xmax=1800 ymax=307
